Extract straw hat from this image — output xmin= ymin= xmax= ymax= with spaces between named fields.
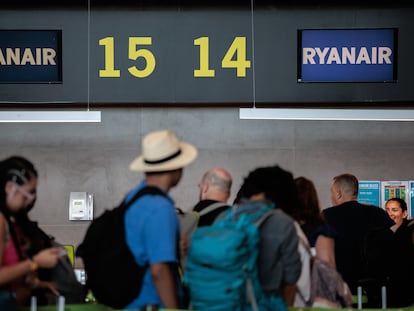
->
xmin=129 ymin=130 xmax=197 ymax=172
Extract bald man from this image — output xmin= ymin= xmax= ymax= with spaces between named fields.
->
xmin=193 ymin=167 xmax=232 ymax=226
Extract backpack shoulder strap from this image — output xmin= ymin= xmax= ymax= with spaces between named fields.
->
xmin=294 ymin=222 xmax=312 ymax=256
xmin=198 ymin=202 xmax=229 ymax=216
xmin=255 ymin=209 xmax=275 ymax=227
xmin=245 ymin=209 xmax=275 ymax=311
xmin=177 ymin=209 xmax=200 ymax=237
xmin=122 ymin=186 xmax=167 ymax=211
xmin=293 ymin=221 xmax=313 ymax=307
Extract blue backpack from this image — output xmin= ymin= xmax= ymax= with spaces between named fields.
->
xmin=184 ymin=205 xmax=287 ymax=311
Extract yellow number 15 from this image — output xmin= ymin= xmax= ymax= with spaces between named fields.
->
xmin=99 ymin=37 xmax=156 ymax=78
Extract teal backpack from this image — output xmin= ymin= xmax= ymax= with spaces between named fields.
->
xmin=184 ymin=205 xmax=287 ymax=311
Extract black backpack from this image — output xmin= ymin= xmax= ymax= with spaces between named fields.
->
xmin=76 ymin=186 xmax=166 ymax=309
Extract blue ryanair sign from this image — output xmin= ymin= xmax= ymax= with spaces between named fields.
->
xmin=298 ymin=29 xmax=397 ymax=82
xmin=0 ymin=30 xmax=61 ymax=83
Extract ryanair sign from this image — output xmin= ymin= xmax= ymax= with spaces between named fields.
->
xmin=0 ymin=30 xmax=61 ymax=83
xmin=298 ymin=29 xmax=397 ymax=82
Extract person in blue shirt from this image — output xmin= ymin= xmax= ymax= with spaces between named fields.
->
xmin=125 ymin=130 xmax=197 ymax=310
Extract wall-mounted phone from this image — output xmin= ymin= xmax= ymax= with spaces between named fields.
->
xmin=69 ymin=192 xmax=93 ymax=221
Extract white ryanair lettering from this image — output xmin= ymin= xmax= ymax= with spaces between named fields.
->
xmin=0 ymin=47 xmax=57 ymax=65
xmin=303 ymin=47 xmax=392 ymax=65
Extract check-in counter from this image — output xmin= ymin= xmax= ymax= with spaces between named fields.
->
xmin=21 ymin=305 xmax=414 ymax=311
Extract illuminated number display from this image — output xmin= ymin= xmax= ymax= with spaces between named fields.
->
xmin=99 ymin=37 xmax=120 ymax=77
xmin=99 ymin=36 xmax=155 ymax=78
xmin=221 ymin=37 xmax=251 ymax=77
xmin=99 ymin=36 xmax=250 ymax=78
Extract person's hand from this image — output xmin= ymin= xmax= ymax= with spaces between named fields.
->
xmin=32 ymin=247 xmax=61 ymax=268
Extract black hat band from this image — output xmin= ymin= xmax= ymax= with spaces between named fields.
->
xmin=144 ymin=149 xmax=182 ymax=165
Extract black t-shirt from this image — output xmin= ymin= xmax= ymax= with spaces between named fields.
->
xmin=323 ymin=201 xmax=394 ymax=293
xmin=364 ymin=220 xmax=414 ymax=307
xmin=193 ymin=199 xmax=230 ymax=227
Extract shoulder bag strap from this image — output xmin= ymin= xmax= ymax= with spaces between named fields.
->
xmin=198 ymin=202 xmax=229 ymax=216
xmin=295 ymin=224 xmax=314 ymax=307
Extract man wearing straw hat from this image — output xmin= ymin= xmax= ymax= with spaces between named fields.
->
xmin=124 ymin=130 xmax=197 ymax=310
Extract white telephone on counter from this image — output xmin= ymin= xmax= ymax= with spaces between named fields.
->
xmin=69 ymin=192 xmax=94 ymax=221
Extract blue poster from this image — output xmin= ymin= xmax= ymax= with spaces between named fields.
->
xmin=358 ymin=181 xmax=381 ymax=207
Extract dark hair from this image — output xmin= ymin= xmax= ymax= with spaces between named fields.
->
xmin=0 ymin=156 xmax=38 ymax=260
xmin=292 ymin=176 xmax=324 ymax=237
xmin=235 ymin=165 xmax=298 ymax=215
xmin=0 ymin=155 xmax=38 ymax=187
xmin=386 ymin=197 xmax=408 ymax=212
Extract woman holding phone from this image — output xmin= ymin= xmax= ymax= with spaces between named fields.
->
xmin=0 ymin=156 xmax=62 ymax=310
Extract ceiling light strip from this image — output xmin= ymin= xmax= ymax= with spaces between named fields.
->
xmin=240 ymin=108 xmax=414 ymax=121
xmin=0 ymin=111 xmax=101 ymax=123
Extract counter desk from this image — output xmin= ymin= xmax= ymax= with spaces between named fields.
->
xmin=21 ymin=305 xmax=414 ymax=311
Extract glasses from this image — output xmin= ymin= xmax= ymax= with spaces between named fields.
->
xmin=14 ymin=183 xmax=36 ymax=202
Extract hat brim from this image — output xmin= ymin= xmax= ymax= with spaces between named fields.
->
xmin=129 ymin=142 xmax=198 ymax=172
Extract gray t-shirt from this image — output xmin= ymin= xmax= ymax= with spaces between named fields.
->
xmin=258 ymin=208 xmax=302 ymax=295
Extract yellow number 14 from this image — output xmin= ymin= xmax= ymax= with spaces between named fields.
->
xmin=194 ymin=36 xmax=251 ymax=77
